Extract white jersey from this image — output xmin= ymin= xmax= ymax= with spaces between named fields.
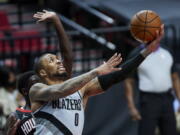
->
xmin=138 ymin=47 xmax=173 ymax=93
xmin=34 ymin=91 xmax=84 ymax=135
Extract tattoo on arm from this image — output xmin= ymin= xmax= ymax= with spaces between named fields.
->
xmin=81 ymin=78 xmax=104 ymax=98
xmin=30 ymin=70 xmax=98 ymax=102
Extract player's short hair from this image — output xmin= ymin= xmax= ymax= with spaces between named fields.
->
xmin=34 ymin=54 xmax=49 ymax=75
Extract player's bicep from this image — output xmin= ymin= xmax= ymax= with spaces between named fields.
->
xmin=81 ymin=77 xmax=104 ymax=98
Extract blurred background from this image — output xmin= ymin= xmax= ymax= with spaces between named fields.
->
xmin=0 ymin=0 xmax=180 ymax=135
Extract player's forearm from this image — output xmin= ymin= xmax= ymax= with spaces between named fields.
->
xmin=140 ymin=47 xmax=152 ymax=57
xmin=53 ymin=16 xmax=73 ymax=76
xmin=82 ymin=77 xmax=104 ymax=97
xmin=98 ymin=53 xmax=145 ymax=90
xmin=53 ymin=17 xmax=72 ymax=53
xmin=40 ymin=69 xmax=99 ymax=101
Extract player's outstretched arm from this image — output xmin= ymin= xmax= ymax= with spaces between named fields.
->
xmin=30 ymin=53 xmax=122 ymax=102
xmin=81 ymin=24 xmax=164 ymax=98
xmin=33 ymin=10 xmax=73 ymax=78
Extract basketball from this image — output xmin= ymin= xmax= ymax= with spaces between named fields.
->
xmin=130 ymin=10 xmax=162 ymax=43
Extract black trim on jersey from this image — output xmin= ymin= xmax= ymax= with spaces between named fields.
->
xmin=77 ymin=91 xmax=83 ymax=100
xmin=34 ymin=111 xmax=73 ymax=135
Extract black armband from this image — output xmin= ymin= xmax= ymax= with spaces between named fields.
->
xmin=98 ymin=53 xmax=145 ymax=91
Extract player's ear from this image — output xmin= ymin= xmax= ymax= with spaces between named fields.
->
xmin=39 ymin=69 xmax=47 ymax=78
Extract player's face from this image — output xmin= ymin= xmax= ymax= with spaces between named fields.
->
xmin=42 ymin=54 xmax=67 ymax=78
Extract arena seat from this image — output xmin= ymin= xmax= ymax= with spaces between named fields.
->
xmin=0 ymin=11 xmax=16 ymax=31
xmin=12 ymin=30 xmax=44 ymax=53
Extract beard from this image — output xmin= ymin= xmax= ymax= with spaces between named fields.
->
xmin=53 ymin=72 xmax=68 ymax=80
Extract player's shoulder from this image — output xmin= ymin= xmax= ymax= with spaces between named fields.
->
xmin=30 ymin=83 xmax=47 ymax=91
xmin=29 ymin=83 xmax=48 ymax=97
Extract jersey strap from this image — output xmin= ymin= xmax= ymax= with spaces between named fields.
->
xmin=34 ymin=111 xmax=73 ymax=135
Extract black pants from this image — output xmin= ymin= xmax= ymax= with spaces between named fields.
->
xmin=139 ymin=90 xmax=177 ymax=135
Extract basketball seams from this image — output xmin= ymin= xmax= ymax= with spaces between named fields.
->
xmin=132 ymin=29 xmax=155 ymax=43
xmin=133 ymin=30 xmax=145 ymax=42
xmin=146 ymin=15 xmax=160 ymax=24
xmin=143 ymin=10 xmax=148 ymax=43
xmin=130 ymin=10 xmax=161 ymax=43
xmin=133 ymin=29 xmax=145 ymax=37
xmin=131 ymin=25 xmax=160 ymax=28
xmin=135 ymin=14 xmax=146 ymax=23
xmin=145 ymin=30 xmax=156 ymax=39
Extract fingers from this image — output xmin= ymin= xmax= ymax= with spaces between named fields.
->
xmin=7 ymin=114 xmax=20 ymax=135
xmin=107 ymin=53 xmax=122 ymax=66
xmin=7 ymin=114 xmax=17 ymax=128
xmin=33 ymin=12 xmax=45 ymax=23
xmin=156 ymin=24 xmax=164 ymax=40
xmin=146 ymin=24 xmax=165 ymax=52
xmin=13 ymin=119 xmax=20 ymax=129
xmin=33 ymin=14 xmax=42 ymax=19
xmin=7 ymin=119 xmax=20 ymax=135
xmin=160 ymin=24 xmax=164 ymax=36
xmin=106 ymin=53 xmax=118 ymax=63
xmin=33 ymin=9 xmax=47 ymax=20
xmin=37 ymin=12 xmax=44 ymax=15
xmin=111 ymin=54 xmax=122 ymax=67
xmin=37 ymin=19 xmax=44 ymax=23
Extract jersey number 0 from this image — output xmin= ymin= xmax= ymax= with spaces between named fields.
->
xmin=74 ymin=113 xmax=79 ymax=126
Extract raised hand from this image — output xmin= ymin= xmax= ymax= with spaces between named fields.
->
xmin=96 ymin=53 xmax=122 ymax=75
xmin=33 ymin=10 xmax=58 ymax=23
xmin=141 ymin=24 xmax=164 ymax=57
xmin=146 ymin=24 xmax=164 ymax=52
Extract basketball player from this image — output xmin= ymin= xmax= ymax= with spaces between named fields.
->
xmin=30 ymin=10 xmax=164 ymax=135
xmin=33 ymin=10 xmax=73 ymax=79
xmin=6 ymin=71 xmax=40 ymax=135
xmin=6 ymin=9 xmax=73 ymax=135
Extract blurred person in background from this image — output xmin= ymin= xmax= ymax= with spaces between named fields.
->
xmin=124 ymin=44 xmax=180 ymax=135
xmin=0 ymin=66 xmax=18 ymax=134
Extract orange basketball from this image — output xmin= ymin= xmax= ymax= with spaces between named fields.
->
xmin=130 ymin=10 xmax=162 ymax=43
